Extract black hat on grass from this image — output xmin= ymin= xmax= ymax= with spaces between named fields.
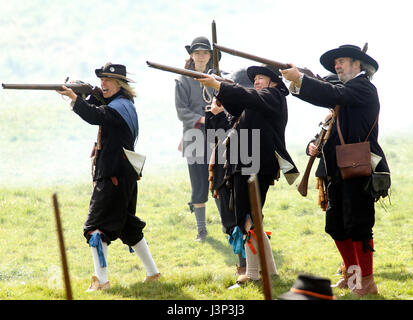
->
xmin=278 ymin=274 xmax=336 ymax=300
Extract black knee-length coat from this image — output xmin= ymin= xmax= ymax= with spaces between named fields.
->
xmin=208 ymin=82 xmax=298 ymax=232
xmin=72 ymin=92 xmax=145 ymax=246
xmin=296 ymin=73 xmax=389 ymax=177
xmin=215 ymin=82 xmax=298 ymax=181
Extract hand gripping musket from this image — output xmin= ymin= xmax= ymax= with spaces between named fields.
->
xmin=248 ymin=175 xmax=272 ymax=300
xmin=296 ymin=110 xmax=336 ymax=197
xmin=146 ymin=61 xmax=234 ymax=83
xmin=213 ymin=44 xmax=322 ymax=79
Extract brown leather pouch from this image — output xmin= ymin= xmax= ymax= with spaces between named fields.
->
xmin=334 ymin=106 xmax=378 ymax=180
xmin=336 ymin=141 xmax=371 ymax=180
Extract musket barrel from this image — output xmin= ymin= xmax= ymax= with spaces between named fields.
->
xmin=146 ymin=61 xmax=232 ymax=83
xmin=213 ymin=44 xmax=316 ymax=78
xmin=2 ymin=83 xmax=92 ymax=93
xmin=2 ymin=84 xmax=66 ymax=90
xmin=211 ymin=20 xmax=220 ymax=76
xmin=146 ymin=61 xmax=207 ymax=79
xmin=213 ymin=44 xmax=290 ymax=70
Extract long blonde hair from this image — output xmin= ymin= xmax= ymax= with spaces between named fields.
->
xmin=116 ymin=79 xmax=137 ymax=101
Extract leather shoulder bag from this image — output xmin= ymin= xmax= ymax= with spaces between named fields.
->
xmin=335 ymin=106 xmax=378 ymax=180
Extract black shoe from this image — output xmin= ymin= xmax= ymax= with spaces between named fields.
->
xmin=195 ymin=229 xmax=208 ymax=242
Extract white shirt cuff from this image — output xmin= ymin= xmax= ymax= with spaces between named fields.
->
xmin=289 ymin=74 xmax=304 ymax=94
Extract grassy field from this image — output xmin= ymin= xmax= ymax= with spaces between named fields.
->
xmin=0 ymin=135 xmax=412 ymax=301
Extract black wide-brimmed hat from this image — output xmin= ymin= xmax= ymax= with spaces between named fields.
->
xmin=231 ymin=68 xmax=254 ymax=89
xmin=320 ymin=44 xmax=379 ymax=74
xmin=247 ymin=64 xmax=288 ymax=95
xmin=95 ymin=62 xmax=135 ymax=83
xmin=185 ymin=36 xmax=221 ymax=60
xmin=278 ymin=274 xmax=335 ymax=300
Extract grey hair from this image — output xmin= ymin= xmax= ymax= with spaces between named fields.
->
xmin=359 ymin=60 xmax=377 ymax=80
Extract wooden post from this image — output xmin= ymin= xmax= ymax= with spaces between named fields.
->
xmin=248 ymin=175 xmax=272 ymax=300
xmin=52 ymin=193 xmax=73 ymax=300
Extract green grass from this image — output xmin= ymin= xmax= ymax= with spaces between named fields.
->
xmin=0 ymin=97 xmax=412 ymax=300
xmin=0 ymin=137 xmax=412 ymax=300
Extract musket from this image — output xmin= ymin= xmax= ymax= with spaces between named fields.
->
xmin=146 ymin=61 xmax=234 ymax=83
xmin=52 ymin=193 xmax=73 ymax=300
xmin=213 ymin=43 xmax=321 ymax=79
xmin=297 ymin=111 xmax=336 ymax=197
xmin=2 ymin=82 xmax=105 ymax=104
xmin=248 ymin=175 xmax=272 ymax=300
xmin=211 ymin=20 xmax=220 ymax=76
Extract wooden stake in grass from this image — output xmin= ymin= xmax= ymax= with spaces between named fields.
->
xmin=248 ymin=175 xmax=272 ymax=300
xmin=52 ymin=193 xmax=73 ymax=300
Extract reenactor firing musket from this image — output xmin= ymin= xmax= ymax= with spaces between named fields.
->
xmin=146 ymin=61 xmax=234 ymax=83
xmin=213 ymin=43 xmax=323 ymax=80
xmin=2 ymin=81 xmax=105 ymax=104
xmin=296 ymin=110 xmax=336 ymax=197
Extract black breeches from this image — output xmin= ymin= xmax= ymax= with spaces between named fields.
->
xmin=232 ymin=172 xmax=271 ymax=233
xmin=84 ymin=176 xmax=145 ymax=246
xmin=187 ymin=162 xmax=209 ymax=204
xmin=325 ymin=176 xmax=375 ymax=241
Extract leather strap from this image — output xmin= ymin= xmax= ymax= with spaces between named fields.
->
xmin=335 ymin=105 xmax=379 ymax=145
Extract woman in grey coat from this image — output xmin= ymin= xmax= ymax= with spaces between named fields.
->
xmin=175 ymin=36 xmax=218 ymax=241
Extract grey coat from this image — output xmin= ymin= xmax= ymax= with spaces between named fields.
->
xmin=175 ymin=75 xmax=215 ymax=159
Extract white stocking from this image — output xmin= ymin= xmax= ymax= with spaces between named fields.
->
xmin=132 ymin=238 xmax=159 ymax=276
xmin=90 ymin=233 xmax=108 ymax=284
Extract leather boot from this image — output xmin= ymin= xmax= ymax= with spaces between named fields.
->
xmin=143 ymin=273 xmax=161 ymax=283
xmin=235 ymin=265 xmax=246 ymax=276
xmin=227 ymin=274 xmax=258 ymax=290
xmin=331 ymin=265 xmax=357 ymax=289
xmin=86 ymin=275 xmax=110 ymax=292
xmin=351 ymin=274 xmax=378 ymax=297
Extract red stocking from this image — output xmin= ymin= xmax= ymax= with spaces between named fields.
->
xmin=353 ymin=239 xmax=374 ymax=277
xmin=334 ymin=239 xmax=358 ymax=269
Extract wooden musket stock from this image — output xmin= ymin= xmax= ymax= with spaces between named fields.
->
xmin=297 ymin=114 xmax=335 ymax=197
xmin=297 ymin=153 xmax=318 ymax=197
